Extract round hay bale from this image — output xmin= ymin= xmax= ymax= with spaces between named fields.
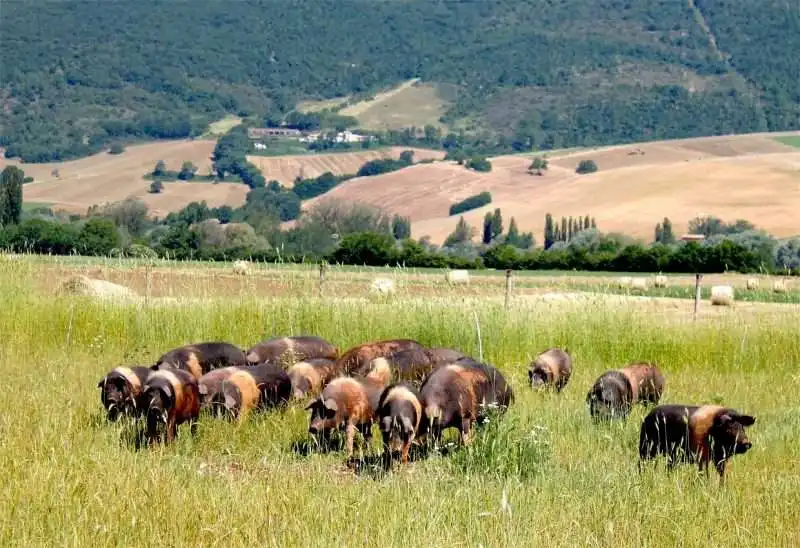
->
xmin=232 ymin=260 xmax=250 ymax=276
xmin=57 ymin=275 xmax=136 ymax=300
xmin=745 ymin=278 xmax=760 ymax=290
xmin=631 ymin=278 xmax=648 ymax=291
xmin=772 ymin=279 xmax=788 ymax=293
xmin=445 ymin=269 xmax=470 ymax=285
xmin=617 ymin=277 xmax=633 ymax=289
xmin=370 ymin=278 xmax=395 ymax=295
xmin=710 ymin=285 xmax=734 ymax=306
xmin=653 ymin=274 xmax=668 ymax=288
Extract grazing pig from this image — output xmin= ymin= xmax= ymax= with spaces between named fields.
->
xmin=247 ymin=363 xmax=292 ymax=409
xmin=339 ymin=338 xmax=425 ymax=375
xmin=141 ymin=368 xmax=200 ymax=444
xmin=586 ymin=362 xmax=665 ymax=421
xmin=153 ymin=342 xmax=247 ymax=380
xmin=198 ymin=367 xmax=242 ymax=415
xmin=639 ymin=404 xmax=755 ymax=485
xmin=377 ymin=382 xmax=422 ymax=466
xmin=419 ymin=360 xmax=513 ymax=447
xmin=528 ymin=348 xmax=573 ymax=392
xmin=218 ymin=370 xmax=262 ymax=421
xmin=287 ymin=358 xmax=341 ymax=399
xmin=245 ymin=335 xmax=338 ymax=366
xmin=213 ymin=363 xmax=292 ymax=419
xmin=365 ymin=349 xmax=431 ymax=384
xmin=97 ymin=366 xmax=152 ymax=421
xmin=306 ymin=359 xmax=391 ymax=457
xmin=424 ymin=347 xmax=467 ymax=366
xmin=369 ymin=347 xmax=468 ymax=382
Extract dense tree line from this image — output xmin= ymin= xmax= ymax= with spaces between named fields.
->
xmin=3 ymin=199 xmax=799 ymax=276
xmin=449 ymin=192 xmax=493 ymax=216
xmin=2 ymin=1 xmax=797 ymax=162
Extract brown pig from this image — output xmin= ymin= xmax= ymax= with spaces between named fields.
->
xmin=214 ymin=363 xmax=292 ymax=419
xmin=306 ymin=359 xmax=392 ymax=457
xmin=153 ymin=342 xmax=247 ymax=380
xmin=339 ymin=338 xmax=424 ymax=375
xmin=419 ymin=359 xmax=513 ymax=447
xmin=424 ymin=347 xmax=468 ymax=366
xmin=287 ymin=358 xmax=341 ymax=399
xmin=245 ymin=335 xmax=338 ymax=366
xmin=97 ymin=366 xmax=153 ymax=421
xmin=528 ymin=348 xmax=573 ymax=392
xmin=197 ymin=367 xmax=242 ymax=415
xmin=377 ymin=382 xmax=423 ymax=466
xmin=364 ymin=346 xmax=469 ymax=384
xmin=586 ymin=361 xmax=665 ymax=421
xmin=639 ymin=404 xmax=755 ymax=485
xmin=141 ymin=368 xmax=200 ymax=444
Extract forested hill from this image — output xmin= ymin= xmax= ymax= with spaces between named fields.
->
xmin=1 ymin=0 xmax=798 ymax=162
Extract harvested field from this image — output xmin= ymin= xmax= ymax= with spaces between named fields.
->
xmin=247 ymin=147 xmax=444 ymax=187
xmin=316 ymin=131 xmax=800 ymax=243
xmin=10 ymin=139 xmax=240 ymax=217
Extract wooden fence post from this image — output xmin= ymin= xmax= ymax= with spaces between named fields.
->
xmin=693 ymin=273 xmax=703 ymax=321
xmin=505 ymin=269 xmax=513 ymax=310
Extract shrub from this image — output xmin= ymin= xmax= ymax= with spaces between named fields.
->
xmin=774 ymin=238 xmax=800 ymax=272
xmin=356 ymin=158 xmax=408 ymax=177
xmin=292 ymin=171 xmax=343 ymax=200
xmin=108 ymin=143 xmax=125 ymax=155
xmin=149 ymin=180 xmax=164 ymax=194
xmin=576 ymin=159 xmax=598 ymax=174
xmin=178 ymin=161 xmax=198 ymax=181
xmin=331 ymin=232 xmax=396 ymax=266
xmin=79 ymin=218 xmax=120 ymax=256
xmin=449 ymin=192 xmax=492 ymax=216
xmin=466 ymin=156 xmax=492 ymax=172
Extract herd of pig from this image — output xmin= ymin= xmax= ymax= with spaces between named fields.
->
xmin=97 ymin=336 xmax=756 ymax=483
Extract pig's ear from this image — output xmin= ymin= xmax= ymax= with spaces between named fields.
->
xmin=323 ymin=398 xmax=338 ymax=412
xmin=305 ymin=398 xmax=320 ymax=411
xmin=714 ymin=413 xmax=732 ymax=426
xmin=97 ymin=377 xmax=106 ymax=388
xmin=737 ymin=414 xmax=756 ymax=426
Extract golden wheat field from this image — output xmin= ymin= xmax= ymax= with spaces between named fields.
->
xmin=1 ymin=255 xmax=799 ymax=546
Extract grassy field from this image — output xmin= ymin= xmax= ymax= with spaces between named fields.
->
xmin=1 ymin=257 xmax=799 ymax=546
xmin=202 ymin=116 xmax=243 ymax=138
xmin=338 ymin=79 xmax=452 ymax=131
xmin=775 ymin=135 xmax=800 ymax=148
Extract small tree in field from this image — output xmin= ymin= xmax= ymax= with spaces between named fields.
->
xmin=444 ymin=216 xmax=475 ymax=247
xmin=178 ymin=161 xmax=198 ymax=181
xmin=529 ymin=156 xmax=549 ymax=176
xmin=109 ymin=143 xmax=125 ymax=155
xmin=149 ymin=180 xmax=164 ymax=194
xmin=0 ymin=166 xmax=24 ymax=226
xmin=544 ymin=213 xmax=555 ymax=249
xmin=482 ymin=212 xmax=493 ymax=245
xmin=576 ymin=160 xmax=598 ymax=174
xmin=153 ymin=160 xmax=167 ymax=177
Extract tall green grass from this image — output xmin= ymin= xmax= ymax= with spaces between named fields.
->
xmin=0 ymin=258 xmax=799 ymax=546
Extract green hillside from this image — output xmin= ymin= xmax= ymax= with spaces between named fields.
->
xmin=1 ymin=0 xmax=797 ymax=162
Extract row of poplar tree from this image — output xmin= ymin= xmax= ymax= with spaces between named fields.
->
xmin=543 ymin=213 xmax=596 ymax=249
xmin=0 ymin=167 xmax=24 ymax=227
